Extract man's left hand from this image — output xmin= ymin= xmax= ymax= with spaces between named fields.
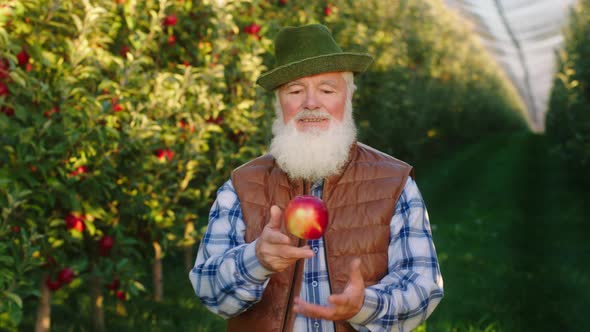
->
xmin=292 ymin=258 xmax=365 ymax=321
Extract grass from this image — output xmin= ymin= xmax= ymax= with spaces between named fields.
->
xmin=17 ymin=131 xmax=590 ymax=331
xmin=419 ymin=132 xmax=590 ymax=331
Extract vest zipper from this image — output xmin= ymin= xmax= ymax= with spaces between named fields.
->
xmin=281 ymin=180 xmax=307 ymax=332
xmin=321 ymin=181 xmax=335 ymax=332
xmin=280 ymin=249 xmax=297 ymax=332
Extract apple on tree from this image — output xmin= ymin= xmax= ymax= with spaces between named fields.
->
xmin=106 ymin=278 xmax=120 ymax=291
xmin=284 ymin=195 xmax=328 ymax=240
xmin=116 ymin=290 xmax=127 ymax=301
xmin=65 ymin=213 xmax=85 ymax=232
xmin=57 ymin=267 xmax=75 ymax=285
xmin=98 ymin=235 xmax=115 ymax=256
xmin=45 ymin=276 xmax=62 ymax=291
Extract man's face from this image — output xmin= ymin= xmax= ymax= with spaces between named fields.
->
xmin=277 ymin=72 xmax=347 ymax=132
xmin=269 ymin=72 xmax=357 ymax=181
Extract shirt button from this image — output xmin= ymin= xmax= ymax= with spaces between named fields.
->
xmin=311 ymin=280 xmax=318 ymax=287
xmin=312 ymin=247 xmax=318 ymax=253
xmin=314 ymin=321 xmax=320 ymax=328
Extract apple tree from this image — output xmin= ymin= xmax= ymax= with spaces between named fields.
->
xmin=1 ymin=0 xmax=270 ymax=330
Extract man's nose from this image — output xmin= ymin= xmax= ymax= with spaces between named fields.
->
xmin=302 ymin=91 xmax=320 ymax=110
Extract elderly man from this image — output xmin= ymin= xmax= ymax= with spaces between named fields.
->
xmin=189 ymin=24 xmax=443 ymax=332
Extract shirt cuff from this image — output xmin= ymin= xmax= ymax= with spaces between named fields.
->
xmin=347 ymin=288 xmax=383 ymax=325
xmin=240 ymin=240 xmax=274 ymax=283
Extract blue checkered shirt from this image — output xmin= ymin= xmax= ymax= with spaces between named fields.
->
xmin=189 ymin=176 xmax=443 ymax=332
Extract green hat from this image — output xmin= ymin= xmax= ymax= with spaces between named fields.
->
xmin=256 ymin=24 xmax=373 ymax=91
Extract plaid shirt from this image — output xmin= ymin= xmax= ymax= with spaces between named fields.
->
xmin=189 ymin=177 xmax=443 ymax=332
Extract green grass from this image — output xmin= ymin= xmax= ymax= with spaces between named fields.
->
xmin=17 ymin=132 xmax=590 ymax=331
xmin=419 ymin=132 xmax=590 ymax=331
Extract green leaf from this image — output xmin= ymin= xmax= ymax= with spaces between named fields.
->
xmin=85 ymin=219 xmax=96 ymax=235
xmin=131 ymin=280 xmax=146 ymax=293
xmin=49 ymin=218 xmax=65 ymax=227
xmin=0 ymin=256 xmax=15 ymax=265
xmin=8 ymin=71 xmax=26 ymax=87
xmin=50 ymin=238 xmax=65 ymax=248
xmin=1 ymin=291 xmax=23 ymax=308
xmin=71 ymin=14 xmax=83 ymax=33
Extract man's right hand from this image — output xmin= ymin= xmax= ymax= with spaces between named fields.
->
xmin=255 ymin=205 xmax=314 ymax=272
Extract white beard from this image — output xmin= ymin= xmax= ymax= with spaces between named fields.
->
xmin=269 ymin=98 xmax=357 ymax=182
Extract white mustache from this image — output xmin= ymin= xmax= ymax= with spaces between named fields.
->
xmin=292 ymin=110 xmax=334 ymax=121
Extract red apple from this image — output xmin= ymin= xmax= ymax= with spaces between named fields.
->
xmin=119 ymin=45 xmax=130 ymax=57
xmin=0 ymin=58 xmax=9 ymax=79
xmin=285 ymin=195 xmax=328 ymax=240
xmin=244 ymin=23 xmax=261 ymax=37
xmin=65 ymin=213 xmax=85 ymax=232
xmin=205 ymin=115 xmax=223 ymax=125
xmin=43 ymin=255 xmax=57 ymax=269
xmin=98 ymin=235 xmax=114 ymax=256
xmin=112 ymin=103 xmax=124 ymax=112
xmin=57 ymin=267 xmax=75 ymax=285
xmin=43 ymin=106 xmax=59 ymax=118
xmin=178 ymin=119 xmax=195 ymax=132
xmin=116 ymin=290 xmax=127 ymax=300
xmin=69 ymin=165 xmax=88 ymax=176
xmin=106 ymin=278 xmax=120 ymax=290
xmin=162 ymin=15 xmax=177 ymax=27
xmin=155 ymin=148 xmax=174 ymax=162
xmin=45 ymin=276 xmax=62 ymax=291
xmin=77 ymin=165 xmax=88 ymax=173
xmin=1 ymin=106 xmax=15 ymax=116
xmin=16 ymin=49 xmax=30 ymax=67
xmin=0 ymin=82 xmax=9 ymax=97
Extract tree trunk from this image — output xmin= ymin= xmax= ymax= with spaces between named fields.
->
xmin=153 ymin=240 xmax=163 ymax=301
xmin=90 ymin=276 xmax=105 ymax=332
xmin=34 ymin=276 xmax=51 ymax=332
xmin=184 ymin=246 xmax=194 ymax=273
xmin=184 ymin=220 xmax=195 ymax=272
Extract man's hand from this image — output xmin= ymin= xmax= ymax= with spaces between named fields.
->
xmin=293 ymin=258 xmax=365 ymax=321
xmin=255 ymin=205 xmax=314 ymax=272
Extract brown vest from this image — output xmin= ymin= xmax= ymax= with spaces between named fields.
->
xmin=228 ymin=143 xmax=413 ymax=332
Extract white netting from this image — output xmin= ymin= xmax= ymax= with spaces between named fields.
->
xmin=444 ymin=0 xmax=577 ymax=131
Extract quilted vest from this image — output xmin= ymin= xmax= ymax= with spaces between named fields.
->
xmin=227 ymin=142 xmax=413 ymax=332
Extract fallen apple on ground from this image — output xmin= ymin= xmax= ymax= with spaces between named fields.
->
xmin=285 ymin=195 xmax=328 ymax=240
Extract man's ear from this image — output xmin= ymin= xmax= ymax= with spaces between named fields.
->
xmin=273 ymin=93 xmax=284 ymax=122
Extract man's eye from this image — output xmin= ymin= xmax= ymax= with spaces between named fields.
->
xmin=322 ymin=90 xmax=334 ymax=94
xmin=289 ymin=90 xmax=302 ymax=95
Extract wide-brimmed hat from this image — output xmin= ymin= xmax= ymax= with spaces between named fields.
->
xmin=256 ymin=24 xmax=373 ymax=91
